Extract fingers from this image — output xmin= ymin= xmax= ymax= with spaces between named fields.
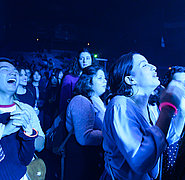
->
xmin=161 ymin=80 xmax=185 ymax=109
xmin=167 ymin=80 xmax=185 ymax=93
xmin=10 ymin=109 xmax=31 ymax=128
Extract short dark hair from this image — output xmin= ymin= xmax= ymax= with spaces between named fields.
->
xmin=161 ymin=66 xmax=185 ymax=88
xmin=73 ymin=65 xmax=104 ymax=98
xmin=16 ymin=65 xmax=26 ymax=73
xmin=0 ymin=57 xmax=15 ymax=66
xmin=109 ymin=52 xmax=137 ymax=97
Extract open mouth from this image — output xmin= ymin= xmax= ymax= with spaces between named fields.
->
xmin=7 ymin=78 xmax=16 ymax=84
xmin=153 ymin=72 xmax=157 ymax=77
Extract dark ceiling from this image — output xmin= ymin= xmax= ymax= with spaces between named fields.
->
xmin=0 ymin=0 xmax=185 ymax=68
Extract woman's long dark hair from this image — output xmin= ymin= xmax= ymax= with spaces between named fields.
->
xmin=67 ymin=48 xmax=94 ymax=77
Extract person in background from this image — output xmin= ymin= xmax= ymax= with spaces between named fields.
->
xmin=54 ymin=68 xmax=64 ymax=108
xmin=25 ymin=68 xmax=32 ymax=84
xmin=161 ymin=66 xmax=185 ymax=180
xmin=44 ymin=73 xmax=61 ymax=131
xmin=65 ymin=65 xmax=107 ymax=180
xmin=54 ymin=68 xmax=64 ymax=86
xmin=28 ymin=69 xmax=45 ymax=129
xmin=15 ymin=66 xmax=35 ymax=107
xmin=0 ymin=58 xmax=38 ymax=180
xmin=59 ymin=48 xmax=93 ymax=114
xmin=101 ymin=52 xmax=185 ymax=180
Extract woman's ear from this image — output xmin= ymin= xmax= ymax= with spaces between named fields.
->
xmin=125 ymin=76 xmax=137 ymax=85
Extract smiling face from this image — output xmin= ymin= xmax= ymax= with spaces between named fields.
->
xmin=130 ymin=54 xmax=160 ymax=92
xmin=79 ymin=52 xmax=92 ymax=69
xmin=19 ymin=69 xmax=27 ymax=86
xmin=0 ymin=62 xmax=19 ymax=96
xmin=91 ymin=69 xmax=107 ymax=97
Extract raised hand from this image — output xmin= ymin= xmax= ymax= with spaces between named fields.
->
xmin=160 ymin=80 xmax=185 ymax=109
xmin=10 ymin=109 xmax=32 ymax=135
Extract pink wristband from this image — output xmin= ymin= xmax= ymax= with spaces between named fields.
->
xmin=24 ymin=128 xmax=38 ymax=137
xmin=159 ymin=102 xmax=178 ymax=115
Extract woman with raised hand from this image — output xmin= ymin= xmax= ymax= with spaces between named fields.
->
xmin=65 ymin=65 xmax=107 ymax=180
xmin=101 ymin=52 xmax=185 ymax=180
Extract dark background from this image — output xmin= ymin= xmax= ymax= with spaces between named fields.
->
xmin=0 ymin=0 xmax=184 ymax=74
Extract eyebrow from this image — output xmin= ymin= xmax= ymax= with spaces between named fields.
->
xmin=138 ymin=60 xmax=148 ymax=66
xmin=0 ymin=66 xmax=17 ymax=70
xmin=0 ymin=66 xmax=9 ymax=69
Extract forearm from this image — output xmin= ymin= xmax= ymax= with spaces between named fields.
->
xmin=77 ymin=129 xmax=103 ymax=146
xmin=156 ymin=106 xmax=176 ymax=136
xmin=18 ymin=129 xmax=38 ymax=166
xmin=34 ymin=136 xmax=45 ymax=152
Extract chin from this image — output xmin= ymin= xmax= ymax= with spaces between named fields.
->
xmin=153 ymin=81 xmax=160 ymax=89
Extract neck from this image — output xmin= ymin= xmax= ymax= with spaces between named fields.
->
xmin=16 ymin=85 xmax=26 ymax=94
xmin=131 ymin=86 xmax=154 ymax=108
xmin=0 ymin=94 xmax=14 ymax=105
xmin=32 ymin=81 xmax=39 ymax=86
xmin=131 ymin=87 xmax=151 ymax=110
xmin=131 ymin=95 xmax=148 ymax=110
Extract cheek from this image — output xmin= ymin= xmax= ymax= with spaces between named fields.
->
xmin=88 ymin=59 xmax=92 ymax=65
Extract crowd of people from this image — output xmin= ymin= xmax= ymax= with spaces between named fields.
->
xmin=0 ymin=50 xmax=184 ymax=180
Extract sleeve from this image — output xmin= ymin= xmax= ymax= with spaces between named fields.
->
xmin=18 ymin=102 xmax=45 ymax=139
xmin=30 ymin=107 xmax=45 ymax=139
xmin=0 ymin=113 xmax=10 ymax=139
xmin=18 ymin=128 xmax=38 ymax=166
xmin=111 ymin=103 xmax=166 ymax=174
xmin=70 ymin=96 xmax=103 ymax=146
xmin=166 ymin=108 xmax=185 ymax=145
xmin=0 ymin=144 xmax=5 ymax=162
xmin=1 ymin=113 xmax=20 ymax=138
xmin=0 ymin=113 xmax=10 ymax=124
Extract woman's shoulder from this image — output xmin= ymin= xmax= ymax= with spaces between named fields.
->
xmin=62 ymin=74 xmax=79 ymax=83
xmin=71 ymin=95 xmax=91 ymax=104
xmin=109 ymin=95 xmax=128 ymax=106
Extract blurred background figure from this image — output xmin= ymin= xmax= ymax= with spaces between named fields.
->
xmin=28 ymin=69 xmax=46 ymax=129
xmin=59 ymin=48 xmax=94 ymax=114
xmin=15 ymin=66 xmax=35 ymax=107
xmin=25 ymin=68 xmax=32 ymax=84
xmin=43 ymin=72 xmax=62 ymax=132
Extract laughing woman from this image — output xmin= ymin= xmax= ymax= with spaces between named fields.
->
xmin=65 ymin=65 xmax=107 ymax=180
xmin=101 ymin=52 xmax=185 ymax=180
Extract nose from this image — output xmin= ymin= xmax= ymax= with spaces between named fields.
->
xmin=150 ymin=64 xmax=156 ymax=71
xmin=83 ymin=58 xmax=86 ymax=63
xmin=104 ymin=78 xmax=107 ymax=85
xmin=9 ymin=70 xmax=17 ymax=76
